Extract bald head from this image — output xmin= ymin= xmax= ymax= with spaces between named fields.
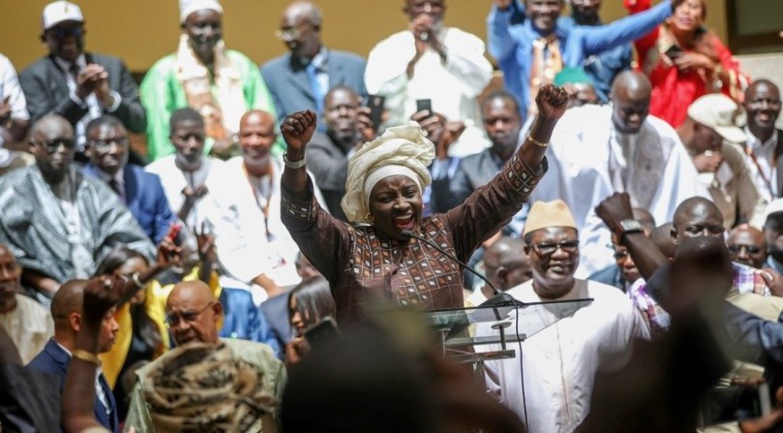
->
xmin=284 ymin=2 xmax=323 ymax=26
xmin=166 ymin=281 xmax=222 ymax=346
xmin=240 ymin=110 xmax=275 ymax=131
xmin=727 ymin=224 xmax=767 ymax=269
xmin=651 ymin=223 xmax=677 ymax=260
xmin=672 ymin=197 xmax=724 ymax=243
xmin=29 ymin=115 xmax=76 ymax=184
xmin=484 ymin=237 xmax=532 ymax=291
xmin=239 ymin=110 xmax=276 ymax=172
xmin=611 ymin=72 xmax=653 ymax=134
xmin=280 ymin=2 xmax=322 ymax=58
xmin=0 ymin=244 xmax=20 ymax=314
xmin=633 ymin=208 xmax=656 ymax=234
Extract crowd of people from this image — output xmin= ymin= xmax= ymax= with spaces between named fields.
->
xmin=3 ymin=0 xmax=783 ymax=432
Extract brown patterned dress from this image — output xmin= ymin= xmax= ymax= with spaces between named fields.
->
xmin=281 ymin=153 xmax=547 ymax=323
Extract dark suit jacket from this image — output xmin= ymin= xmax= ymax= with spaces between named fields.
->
xmin=83 ymin=163 xmax=175 ymax=244
xmin=26 ymin=339 xmax=119 ymax=433
xmin=773 ymin=129 xmax=783 ymax=197
xmin=261 ymin=49 xmax=367 ymax=122
xmin=305 ymin=132 xmax=351 ymax=221
xmin=431 ymin=148 xmax=503 ymax=213
xmin=260 ymin=292 xmax=293 ymax=358
xmin=19 ymin=53 xmax=146 ymax=133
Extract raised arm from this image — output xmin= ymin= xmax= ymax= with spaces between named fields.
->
xmin=487 ymin=0 xmax=520 ymax=62
xmin=579 ymin=0 xmax=676 ymax=58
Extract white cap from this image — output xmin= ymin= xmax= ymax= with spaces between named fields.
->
xmin=42 ymin=1 xmax=84 ymax=30
xmin=179 ymin=0 xmax=223 ymax=23
xmin=687 ymin=93 xmax=747 ymax=144
xmin=765 ymin=199 xmax=783 ymax=222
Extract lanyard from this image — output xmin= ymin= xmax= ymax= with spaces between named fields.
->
xmin=744 ymin=146 xmax=775 ymax=194
xmin=242 ymin=162 xmax=274 ymax=242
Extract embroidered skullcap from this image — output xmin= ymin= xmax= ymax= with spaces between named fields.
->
xmin=523 ymin=200 xmax=578 ymax=237
xmin=180 ymin=0 xmax=223 ymax=23
xmin=341 ymin=123 xmax=435 ymax=224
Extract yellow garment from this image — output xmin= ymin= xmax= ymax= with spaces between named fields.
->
xmin=100 ymin=267 xmax=222 ymax=388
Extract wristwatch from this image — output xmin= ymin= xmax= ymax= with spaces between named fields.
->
xmin=283 ymin=152 xmax=306 ymax=169
xmin=617 ymin=219 xmax=644 ymax=242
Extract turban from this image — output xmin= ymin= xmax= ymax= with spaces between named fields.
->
xmin=179 ymin=0 xmax=223 ymax=23
xmin=341 ymin=123 xmax=435 ymax=224
xmin=523 ymin=200 xmax=578 ymax=237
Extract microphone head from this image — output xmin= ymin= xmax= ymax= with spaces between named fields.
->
xmin=400 ymin=229 xmax=414 ymax=238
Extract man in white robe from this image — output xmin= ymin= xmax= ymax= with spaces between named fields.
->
xmin=479 ymin=200 xmax=649 ymax=433
xmin=364 ymin=0 xmax=493 ymax=158
xmin=528 ymin=71 xmax=710 ymax=275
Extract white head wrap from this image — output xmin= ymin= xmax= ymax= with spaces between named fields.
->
xmin=179 ymin=0 xmax=223 ymax=23
xmin=341 ymin=123 xmax=435 ymax=224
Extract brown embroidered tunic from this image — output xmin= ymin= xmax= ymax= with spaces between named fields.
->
xmin=281 ymin=153 xmax=547 ymax=323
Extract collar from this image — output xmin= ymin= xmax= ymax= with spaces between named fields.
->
xmin=97 ymin=167 xmax=125 ymax=185
xmin=522 ymin=18 xmax=568 ymax=42
xmin=299 ymin=46 xmax=328 ymax=71
xmin=744 ymin=125 xmax=777 ymax=151
xmin=56 ymin=341 xmax=105 ymax=376
xmin=53 ymin=54 xmax=87 ymax=73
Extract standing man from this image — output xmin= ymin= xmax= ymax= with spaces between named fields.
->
xmin=488 ymin=0 xmax=679 ymax=118
xmin=479 ymin=200 xmax=648 ymax=433
xmin=0 ymin=244 xmax=53 ymax=364
xmin=365 ymin=0 xmax=494 ymax=157
xmin=141 ymin=0 xmax=277 ymax=160
xmin=306 ymin=86 xmax=375 ymax=220
xmin=262 ymin=2 xmax=367 ymax=124
xmin=145 ymin=108 xmax=224 ymax=230
xmin=743 ymin=80 xmax=783 ymax=202
xmin=727 ymin=224 xmax=767 ymax=270
xmin=27 ymin=279 xmax=120 ymax=433
xmin=679 ymin=94 xmax=766 ymax=230
xmin=0 ymin=116 xmax=154 ymax=302
xmin=83 ymin=115 xmax=175 ymax=244
xmin=20 ymin=1 xmax=146 ymax=161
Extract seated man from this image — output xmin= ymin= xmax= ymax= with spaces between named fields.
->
xmin=0 ymin=243 xmax=53 ymax=364
xmin=27 ymin=279 xmax=120 ymax=433
xmin=210 ymin=110 xmax=325 ymax=298
xmin=679 ymin=94 xmax=766 ymax=230
xmin=465 ymin=236 xmax=532 ymax=306
xmin=0 ymin=115 xmax=154 ymax=301
xmin=306 ymin=86 xmax=374 ymax=221
xmin=83 ymin=115 xmax=175 ymax=244
xmin=261 ymin=2 xmax=367 ymax=123
xmin=365 ymin=0 xmax=493 ymax=157
xmin=478 ymin=199 xmax=649 ymax=433
xmin=20 ymin=1 xmax=145 ymax=158
xmin=125 ymin=280 xmax=285 ymax=432
xmin=145 ymin=107 xmax=223 ymax=230
xmin=727 ymin=224 xmax=767 ymax=270
xmin=141 ymin=0 xmax=277 ymax=160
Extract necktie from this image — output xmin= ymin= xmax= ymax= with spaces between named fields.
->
xmin=108 ymin=178 xmax=125 ymax=203
xmin=69 ymin=63 xmax=80 ymax=81
xmin=528 ymin=35 xmax=563 ymax=117
xmin=306 ymin=62 xmax=326 ymax=118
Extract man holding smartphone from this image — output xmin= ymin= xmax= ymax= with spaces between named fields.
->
xmin=364 ymin=0 xmax=494 ymax=158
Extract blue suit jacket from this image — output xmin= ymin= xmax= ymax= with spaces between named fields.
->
xmin=83 ymin=163 xmax=175 ymax=244
xmin=26 ymin=339 xmax=119 ymax=433
xmin=219 ymin=287 xmax=283 ymax=358
xmin=261 ymin=49 xmax=367 ymax=123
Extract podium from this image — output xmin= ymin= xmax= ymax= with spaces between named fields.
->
xmin=421 ymin=293 xmax=594 ymax=375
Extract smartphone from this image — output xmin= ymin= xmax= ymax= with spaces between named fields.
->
xmin=304 ymin=316 xmax=340 ymax=349
xmin=416 ymin=99 xmax=433 ymax=116
xmin=665 ymin=44 xmax=683 ymax=59
xmin=366 ymin=94 xmax=385 ymax=130
xmin=697 ymin=383 xmax=771 ymax=427
xmin=167 ymin=222 xmax=183 ymax=246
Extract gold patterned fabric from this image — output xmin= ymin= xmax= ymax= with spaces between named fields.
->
xmin=282 ymin=153 xmax=547 ymax=323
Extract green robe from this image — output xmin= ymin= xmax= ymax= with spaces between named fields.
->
xmin=140 ymin=50 xmax=283 ymax=161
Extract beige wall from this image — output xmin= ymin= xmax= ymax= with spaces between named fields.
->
xmin=2 ymin=0 xmax=730 ymax=73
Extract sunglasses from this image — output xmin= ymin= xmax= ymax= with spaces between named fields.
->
xmin=531 ymin=240 xmax=579 ymax=256
xmin=727 ymin=244 xmax=762 ymax=254
xmin=614 ymin=250 xmax=631 ymax=260
xmin=87 ymin=138 xmax=129 ymax=149
xmin=48 ymin=26 xmax=84 ymax=40
xmin=31 ymin=138 xmax=75 ymax=153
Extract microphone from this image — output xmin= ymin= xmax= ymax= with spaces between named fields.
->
xmin=419 ymin=31 xmax=429 ymax=42
xmin=401 ymin=229 xmax=500 ymax=296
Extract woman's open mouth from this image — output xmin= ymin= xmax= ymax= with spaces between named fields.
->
xmin=393 ymin=214 xmax=415 ymax=231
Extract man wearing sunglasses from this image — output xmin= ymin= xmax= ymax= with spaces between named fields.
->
xmin=125 ymin=280 xmax=284 ymax=432
xmin=479 ymin=199 xmax=648 ymax=433
xmin=727 ymin=224 xmax=767 ymax=270
xmin=19 ymin=1 xmax=146 ymax=163
xmin=261 ymin=2 xmax=367 ymax=125
xmin=0 ymin=115 xmax=154 ymax=304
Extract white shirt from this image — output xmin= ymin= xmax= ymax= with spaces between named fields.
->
xmin=0 ymin=53 xmax=29 ymax=166
xmin=365 ymin=26 xmax=493 ymax=158
xmin=743 ymin=126 xmax=778 ymax=201
xmin=145 ymin=155 xmax=224 ymax=229
xmin=53 ymin=55 xmax=121 ymax=150
xmin=0 ymin=294 xmax=53 ymax=364
xmin=56 ymin=342 xmax=112 ymax=417
xmin=478 ymin=279 xmax=649 ymax=433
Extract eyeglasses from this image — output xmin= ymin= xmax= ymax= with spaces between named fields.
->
xmin=530 ymin=240 xmax=579 ymax=256
xmin=613 ymin=250 xmax=631 ymax=260
xmin=48 ymin=26 xmax=84 ymax=40
xmin=165 ymin=302 xmax=215 ymax=327
xmin=728 ymin=244 xmax=762 ymax=254
xmin=87 ymin=138 xmax=129 ymax=149
xmin=274 ymin=23 xmax=311 ymax=42
xmin=31 ymin=138 xmax=75 ymax=153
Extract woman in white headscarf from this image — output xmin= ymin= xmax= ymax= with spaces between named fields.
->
xmin=280 ymin=84 xmax=570 ymax=323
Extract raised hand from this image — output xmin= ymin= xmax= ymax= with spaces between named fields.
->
xmin=356 ymin=106 xmax=378 ymax=142
xmin=496 ymin=0 xmax=513 ymax=11
xmin=595 ymin=192 xmax=635 ymax=238
xmin=82 ymin=276 xmax=121 ymax=324
xmin=535 ymin=84 xmax=570 ymax=122
xmin=281 ymin=110 xmax=317 ymax=159
xmin=75 ymin=64 xmax=105 ymax=100
xmin=692 ymin=151 xmax=723 ymax=174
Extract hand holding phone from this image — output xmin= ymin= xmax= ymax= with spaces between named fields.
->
xmin=416 ymin=99 xmax=433 ymax=117
xmin=366 ymin=94 xmax=385 ymax=131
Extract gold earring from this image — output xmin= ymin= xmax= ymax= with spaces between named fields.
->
xmin=365 ymin=212 xmax=374 ymax=223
